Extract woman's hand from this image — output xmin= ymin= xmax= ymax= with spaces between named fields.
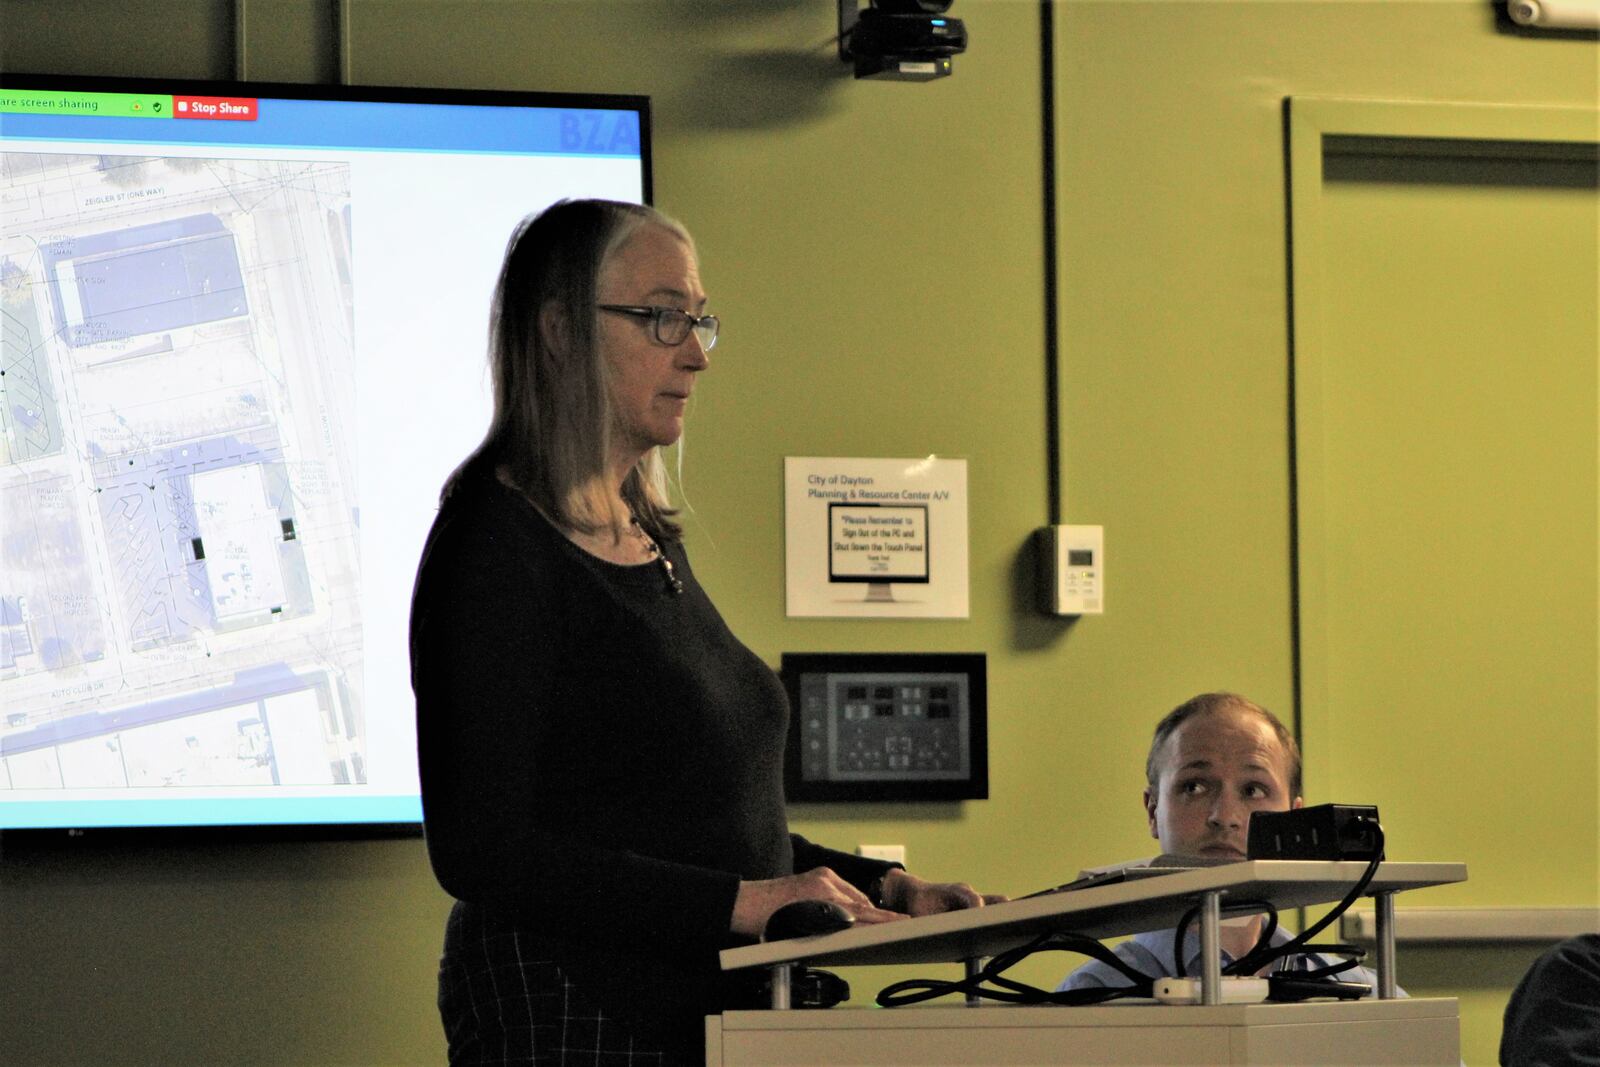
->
xmin=878 ymin=867 xmax=1009 ymax=917
xmin=731 ymin=866 xmax=904 ymax=938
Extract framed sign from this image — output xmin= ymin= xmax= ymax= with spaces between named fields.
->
xmin=785 ymin=456 xmax=968 ymax=618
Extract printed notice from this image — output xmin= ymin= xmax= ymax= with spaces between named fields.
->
xmin=785 ymin=457 xmax=968 ymax=618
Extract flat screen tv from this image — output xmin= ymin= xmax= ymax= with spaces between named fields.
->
xmin=0 ymin=73 xmax=651 ymax=833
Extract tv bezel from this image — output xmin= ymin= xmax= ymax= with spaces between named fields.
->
xmin=0 ymin=71 xmax=652 ymax=205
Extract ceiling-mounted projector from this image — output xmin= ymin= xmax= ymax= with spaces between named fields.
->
xmin=838 ymin=0 xmax=968 ymax=82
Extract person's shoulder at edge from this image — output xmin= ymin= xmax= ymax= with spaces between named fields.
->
xmin=423 ymin=463 xmax=560 ymax=572
xmin=435 ymin=460 xmax=519 ymax=527
xmin=1056 ymin=931 xmax=1169 ymax=991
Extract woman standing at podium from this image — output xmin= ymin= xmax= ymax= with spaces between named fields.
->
xmin=410 ymin=199 xmax=993 ymax=1066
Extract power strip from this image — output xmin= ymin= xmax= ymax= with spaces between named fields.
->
xmin=1152 ymin=977 xmax=1269 ymax=1005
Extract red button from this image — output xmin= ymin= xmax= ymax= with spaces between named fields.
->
xmin=172 ymin=96 xmax=257 ymax=121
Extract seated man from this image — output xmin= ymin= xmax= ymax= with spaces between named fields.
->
xmin=1058 ymin=691 xmax=1388 ymax=993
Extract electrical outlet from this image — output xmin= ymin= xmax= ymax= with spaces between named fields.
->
xmin=857 ymin=844 xmax=906 ymax=866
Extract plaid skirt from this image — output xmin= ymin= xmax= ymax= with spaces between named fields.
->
xmin=438 ymin=900 xmax=681 ymax=1066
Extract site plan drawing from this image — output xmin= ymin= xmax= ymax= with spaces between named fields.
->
xmin=1 ymin=151 xmax=364 ymax=796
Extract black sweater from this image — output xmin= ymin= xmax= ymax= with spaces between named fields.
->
xmin=409 ymin=465 xmax=890 ymax=1048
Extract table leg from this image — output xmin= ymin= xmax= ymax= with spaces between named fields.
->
xmin=965 ymin=956 xmax=983 ymax=1006
xmin=769 ymin=963 xmax=792 ymax=1009
xmin=1200 ymin=890 xmax=1222 ymax=1005
xmin=1374 ymin=891 xmax=1398 ymax=999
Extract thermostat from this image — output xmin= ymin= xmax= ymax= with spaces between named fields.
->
xmin=1038 ymin=524 xmax=1104 ymax=616
xmin=782 ymin=652 xmax=987 ymax=802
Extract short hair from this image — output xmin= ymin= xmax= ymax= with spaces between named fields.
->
xmin=1145 ymin=692 xmax=1302 ymax=797
xmin=444 ymin=198 xmax=693 ymax=540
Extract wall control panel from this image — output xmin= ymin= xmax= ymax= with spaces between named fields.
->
xmin=782 ymin=653 xmax=987 ymax=802
xmin=1039 ymin=524 xmax=1104 ymax=616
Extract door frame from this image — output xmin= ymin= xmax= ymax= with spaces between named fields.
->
xmin=1287 ymin=96 xmax=1599 ymax=783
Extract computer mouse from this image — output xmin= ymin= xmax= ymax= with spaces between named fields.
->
xmin=762 ymin=899 xmax=857 ymax=941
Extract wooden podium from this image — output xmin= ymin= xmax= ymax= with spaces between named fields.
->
xmin=710 ymin=861 xmax=1466 ymax=1066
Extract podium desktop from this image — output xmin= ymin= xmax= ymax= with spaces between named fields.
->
xmin=712 ymin=860 xmax=1467 ymax=1066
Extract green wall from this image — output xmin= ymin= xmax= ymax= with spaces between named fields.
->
xmin=1 ymin=3 xmax=1594 ymax=1064
xmin=1049 ymin=8 xmax=1595 ymax=1059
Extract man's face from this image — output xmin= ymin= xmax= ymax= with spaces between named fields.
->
xmin=1144 ymin=707 xmax=1303 ymax=860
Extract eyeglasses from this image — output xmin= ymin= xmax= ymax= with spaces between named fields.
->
xmin=597 ymin=304 xmax=719 ymax=351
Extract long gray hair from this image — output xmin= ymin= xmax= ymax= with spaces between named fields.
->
xmin=444 ymin=198 xmax=691 ymax=539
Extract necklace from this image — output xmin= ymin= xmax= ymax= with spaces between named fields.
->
xmin=630 ymin=516 xmax=684 ymax=596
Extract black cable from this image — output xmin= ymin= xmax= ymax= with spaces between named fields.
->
xmin=1296 ymin=955 xmax=1363 ymax=980
xmin=876 ymin=930 xmax=1155 ymax=1008
xmin=1171 ymin=822 xmax=1384 ymax=981
xmin=1228 ymin=820 xmax=1386 ymax=978
xmin=878 ymin=823 xmax=1385 ymax=1009
xmin=1038 ymin=0 xmax=1062 ymax=523
xmin=1172 ymin=899 xmax=1278 ymax=979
